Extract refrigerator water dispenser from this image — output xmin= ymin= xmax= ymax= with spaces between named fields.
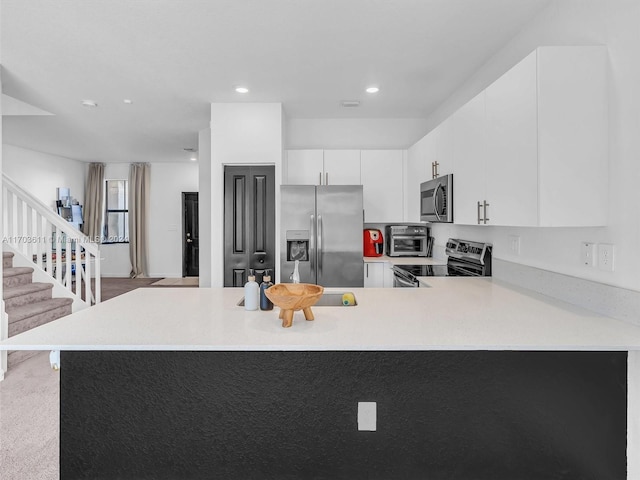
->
xmin=286 ymin=230 xmax=309 ymax=262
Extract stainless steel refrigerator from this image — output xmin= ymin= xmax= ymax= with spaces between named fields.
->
xmin=280 ymin=185 xmax=363 ymax=287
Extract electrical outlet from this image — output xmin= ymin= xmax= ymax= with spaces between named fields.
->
xmin=581 ymin=242 xmax=596 ymax=267
xmin=598 ymin=244 xmax=615 ymax=271
xmin=508 ymin=235 xmax=521 ymax=255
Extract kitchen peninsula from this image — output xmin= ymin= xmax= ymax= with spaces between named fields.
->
xmin=2 ymin=281 xmax=640 ymax=479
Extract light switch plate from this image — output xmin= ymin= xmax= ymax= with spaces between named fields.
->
xmin=581 ymin=242 xmax=596 ymax=267
xmin=357 ymin=402 xmax=377 ymax=431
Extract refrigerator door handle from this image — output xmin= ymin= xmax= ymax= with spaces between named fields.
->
xmin=310 ymin=214 xmax=315 ymax=279
xmin=317 ymin=214 xmax=323 ymax=275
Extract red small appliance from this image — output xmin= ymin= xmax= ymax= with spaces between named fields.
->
xmin=363 ymin=229 xmax=384 ymax=257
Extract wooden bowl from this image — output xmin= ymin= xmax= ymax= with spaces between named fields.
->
xmin=265 ymin=283 xmax=324 ymax=328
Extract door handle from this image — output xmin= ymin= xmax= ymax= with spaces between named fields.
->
xmin=483 ymin=200 xmax=490 ymax=224
xmin=317 ymin=215 xmax=323 ymax=275
xmin=433 ymin=183 xmax=442 ymax=222
xmin=319 ymin=172 xmax=322 ymax=185
xmin=310 ymin=214 xmax=315 ymax=278
xmin=477 ymin=201 xmax=483 ymax=225
xmin=325 ymin=172 xmax=329 ymax=185
xmin=254 ymin=252 xmax=267 ymax=264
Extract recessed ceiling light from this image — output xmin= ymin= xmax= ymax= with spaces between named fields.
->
xmin=123 ymin=99 xmax=133 ymax=104
xmin=366 ymin=86 xmax=379 ymax=94
xmin=190 ymin=157 xmax=198 ymax=162
xmin=81 ymin=100 xmax=98 ymax=107
xmin=235 ymin=86 xmax=249 ymax=94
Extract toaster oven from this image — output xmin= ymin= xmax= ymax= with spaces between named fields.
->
xmin=385 ymin=225 xmax=429 ymax=257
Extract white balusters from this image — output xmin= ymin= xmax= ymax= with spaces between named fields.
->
xmin=2 ymin=174 xmax=101 ymax=307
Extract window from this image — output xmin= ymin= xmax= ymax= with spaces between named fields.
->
xmin=103 ymin=180 xmax=129 ymax=243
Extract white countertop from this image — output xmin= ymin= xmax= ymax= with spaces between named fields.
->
xmin=3 ymin=278 xmax=640 ymax=351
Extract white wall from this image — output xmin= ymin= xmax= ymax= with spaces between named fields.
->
xmin=101 ymin=162 xmax=199 ymax=277
xmin=200 ymin=103 xmax=283 ymax=287
xmin=198 ymin=127 xmax=212 ymax=287
xmin=147 ymin=162 xmax=198 ymax=277
xmin=2 ymin=144 xmax=86 ymax=209
xmin=286 ymin=118 xmax=430 ymax=149
xmin=419 ymin=0 xmax=640 ymax=291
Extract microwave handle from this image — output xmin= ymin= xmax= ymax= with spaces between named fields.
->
xmin=433 ymin=183 xmax=442 ymax=222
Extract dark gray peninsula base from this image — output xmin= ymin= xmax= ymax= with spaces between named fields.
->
xmin=60 ymin=350 xmax=627 ymax=480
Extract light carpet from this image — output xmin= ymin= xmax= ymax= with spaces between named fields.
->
xmin=0 ymin=351 xmax=59 ymax=480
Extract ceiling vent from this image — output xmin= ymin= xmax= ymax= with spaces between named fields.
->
xmin=341 ymin=100 xmax=360 ymax=108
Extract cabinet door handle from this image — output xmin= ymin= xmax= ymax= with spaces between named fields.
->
xmin=433 ymin=161 xmax=439 ymax=178
xmin=319 ymin=172 xmax=322 ymax=185
xmin=366 ymin=263 xmax=369 ymax=277
xmin=326 ymin=172 xmax=329 ymax=185
xmin=483 ymin=201 xmax=490 ymax=224
xmin=431 ymin=162 xmax=435 ymax=179
xmin=477 ymin=201 xmax=483 ymax=224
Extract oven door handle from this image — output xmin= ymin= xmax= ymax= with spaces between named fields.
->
xmin=392 ymin=267 xmax=419 ymax=287
xmin=433 ymin=183 xmax=442 ymax=222
xmin=394 ymin=273 xmax=418 ymax=288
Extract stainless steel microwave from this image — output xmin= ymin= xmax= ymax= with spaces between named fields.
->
xmin=420 ymin=174 xmax=453 ymax=223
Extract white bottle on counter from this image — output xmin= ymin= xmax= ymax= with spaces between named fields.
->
xmin=244 ymin=273 xmax=259 ymax=311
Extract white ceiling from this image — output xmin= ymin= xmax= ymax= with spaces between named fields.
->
xmin=1 ymin=0 xmax=552 ymax=163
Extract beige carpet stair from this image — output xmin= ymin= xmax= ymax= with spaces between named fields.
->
xmin=3 ymin=251 xmax=73 ymax=367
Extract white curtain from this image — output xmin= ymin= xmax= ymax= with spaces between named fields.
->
xmin=83 ymin=163 xmax=104 ymax=241
xmin=128 ymin=163 xmax=150 ymax=278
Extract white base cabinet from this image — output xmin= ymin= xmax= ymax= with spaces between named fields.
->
xmin=364 ymin=261 xmax=394 ymax=288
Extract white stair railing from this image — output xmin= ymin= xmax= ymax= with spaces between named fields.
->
xmin=2 ymin=173 xmax=101 ymax=307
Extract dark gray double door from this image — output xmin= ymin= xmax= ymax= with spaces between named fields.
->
xmin=223 ymin=166 xmax=275 ymax=287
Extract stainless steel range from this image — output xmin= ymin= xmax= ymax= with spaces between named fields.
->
xmin=392 ymin=238 xmax=492 ymax=287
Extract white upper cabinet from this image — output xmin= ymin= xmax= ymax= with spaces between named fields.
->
xmin=452 ymin=46 xmax=607 ymax=227
xmin=483 ymin=50 xmax=538 ymax=226
xmin=433 ymin=116 xmax=455 ymax=178
xmin=323 ymin=150 xmax=361 ymax=185
xmin=361 ymin=150 xmax=404 ymax=222
xmin=406 ymin=133 xmax=435 ymax=222
xmin=284 ymin=149 xmax=361 ymax=185
xmin=452 ymin=91 xmax=488 ymax=225
xmin=284 ymin=149 xmax=324 ymax=185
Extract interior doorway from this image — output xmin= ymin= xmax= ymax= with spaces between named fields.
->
xmin=223 ymin=166 xmax=276 ymax=287
xmin=182 ymin=192 xmax=199 ymax=277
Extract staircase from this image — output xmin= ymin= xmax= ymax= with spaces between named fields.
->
xmin=3 ymin=251 xmax=72 ymax=367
